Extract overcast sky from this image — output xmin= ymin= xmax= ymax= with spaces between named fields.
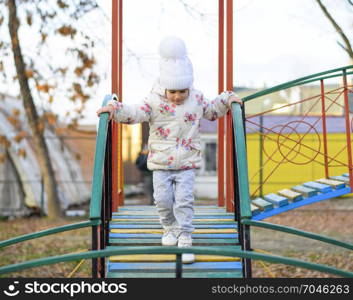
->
xmin=6 ymin=0 xmax=353 ymax=124
xmin=77 ymin=0 xmax=352 ymax=124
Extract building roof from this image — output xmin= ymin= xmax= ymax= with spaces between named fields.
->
xmin=200 ymin=115 xmax=348 ymax=134
xmin=0 ymin=93 xmax=90 ymax=215
xmin=246 ymin=115 xmax=347 ymax=134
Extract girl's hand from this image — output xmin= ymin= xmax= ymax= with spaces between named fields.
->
xmin=228 ymin=94 xmax=242 ymax=109
xmin=96 ymin=104 xmax=115 ymax=120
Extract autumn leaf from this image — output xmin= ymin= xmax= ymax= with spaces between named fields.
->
xmin=74 ymin=67 xmax=84 ymax=76
xmin=14 ymin=131 xmax=27 ymax=143
xmin=36 ymin=83 xmax=52 ymax=93
xmin=57 ymin=0 xmax=69 ymax=9
xmin=44 ymin=112 xmax=57 ymax=125
xmin=26 ymin=11 xmax=32 ymax=26
xmin=58 ymin=68 xmax=67 ymax=75
xmin=83 ymin=57 xmax=95 ymax=69
xmin=25 ymin=69 xmax=34 ymax=78
xmin=7 ymin=115 xmax=19 ymax=127
xmin=0 ymin=135 xmax=11 ymax=148
xmin=57 ymin=25 xmax=77 ymax=38
xmin=87 ymin=72 xmax=99 ymax=87
xmin=18 ymin=148 xmax=27 ymax=158
xmin=41 ymin=33 xmax=48 ymax=43
xmin=75 ymin=49 xmax=95 ymax=69
xmin=12 ymin=109 xmax=20 ymax=117
xmin=73 ymin=83 xmax=82 ymax=94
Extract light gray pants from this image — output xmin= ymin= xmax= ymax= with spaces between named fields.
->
xmin=153 ymin=169 xmax=196 ymax=233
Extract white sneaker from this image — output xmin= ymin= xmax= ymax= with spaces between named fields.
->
xmin=178 ymin=232 xmax=192 ymax=247
xmin=161 ymin=228 xmax=178 ymax=246
xmin=181 ymin=253 xmax=195 ymax=264
xmin=178 ymin=232 xmax=195 ymax=264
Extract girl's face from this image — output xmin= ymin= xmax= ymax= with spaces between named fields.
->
xmin=165 ymin=89 xmax=189 ymax=105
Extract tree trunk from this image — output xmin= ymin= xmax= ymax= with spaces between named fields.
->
xmin=7 ymin=0 xmax=62 ymax=219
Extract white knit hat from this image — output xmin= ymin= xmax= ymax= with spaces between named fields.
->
xmin=158 ymin=36 xmax=194 ymax=90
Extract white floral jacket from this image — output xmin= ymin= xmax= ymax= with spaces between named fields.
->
xmin=108 ymin=82 xmax=236 ymax=171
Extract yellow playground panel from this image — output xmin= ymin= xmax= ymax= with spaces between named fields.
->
xmin=247 ymin=132 xmax=351 ymax=197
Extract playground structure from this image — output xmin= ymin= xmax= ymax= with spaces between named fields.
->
xmin=1 ymin=65 xmax=353 ymax=278
xmin=1 ymin=0 xmax=353 ymax=278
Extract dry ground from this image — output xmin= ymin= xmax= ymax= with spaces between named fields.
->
xmin=0 ymin=196 xmax=352 ymax=278
xmin=251 ymin=196 xmax=353 ymax=278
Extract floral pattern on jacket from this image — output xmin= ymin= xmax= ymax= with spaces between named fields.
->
xmin=156 ymin=127 xmax=170 ymax=139
xmin=107 ymin=82 xmax=236 ymax=170
xmin=159 ymin=103 xmax=176 ymax=116
xmin=184 ymin=113 xmax=197 ymax=125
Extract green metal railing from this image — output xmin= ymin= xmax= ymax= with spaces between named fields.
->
xmin=1 ymin=246 xmax=353 ymax=278
xmin=231 ymin=103 xmax=252 ymax=219
xmin=0 ymin=220 xmax=100 ymax=249
xmin=231 ymin=65 xmax=353 ymax=278
xmin=242 ymin=65 xmax=353 ymax=102
xmin=90 ymin=96 xmax=111 ymax=220
xmin=242 ymin=219 xmax=353 ymax=251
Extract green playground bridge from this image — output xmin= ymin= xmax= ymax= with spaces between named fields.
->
xmin=1 ymin=66 xmax=353 ymax=278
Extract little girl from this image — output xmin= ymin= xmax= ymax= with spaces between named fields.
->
xmin=97 ymin=36 xmax=241 ymax=263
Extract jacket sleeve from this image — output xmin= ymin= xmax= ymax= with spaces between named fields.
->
xmin=107 ymin=96 xmax=152 ymax=124
xmin=202 ymin=91 xmax=236 ymax=121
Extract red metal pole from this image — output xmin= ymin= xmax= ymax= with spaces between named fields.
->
xmin=225 ymin=0 xmax=234 ymax=212
xmin=111 ymin=0 xmax=124 ymax=212
xmin=343 ymin=70 xmax=353 ymax=190
xmin=218 ymin=0 xmax=225 ymax=207
xmin=117 ymin=0 xmax=124 ymax=206
xmin=320 ymin=80 xmax=329 ymax=178
xmin=111 ymin=0 xmax=119 ymax=212
xmin=112 ymin=0 xmax=118 ymax=94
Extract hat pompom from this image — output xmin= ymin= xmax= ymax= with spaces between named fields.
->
xmin=159 ymin=36 xmax=187 ymax=59
xmin=158 ymin=36 xmax=193 ymax=90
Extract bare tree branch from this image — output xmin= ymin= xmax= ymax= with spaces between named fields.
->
xmin=315 ymin=0 xmax=353 ymax=60
xmin=178 ymin=0 xmax=206 ymax=20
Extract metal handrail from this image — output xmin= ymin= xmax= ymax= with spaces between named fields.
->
xmin=0 ymin=246 xmax=352 ymax=278
xmin=242 ymin=65 xmax=353 ymax=102
xmin=0 ymin=220 xmax=100 ymax=249
xmin=89 ymin=95 xmax=112 ymax=220
xmin=89 ymin=94 xmax=113 ymax=277
xmin=231 ymin=102 xmax=251 ymax=218
xmin=231 ymin=102 xmax=252 ymax=277
xmin=242 ymin=219 xmax=353 ymax=251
